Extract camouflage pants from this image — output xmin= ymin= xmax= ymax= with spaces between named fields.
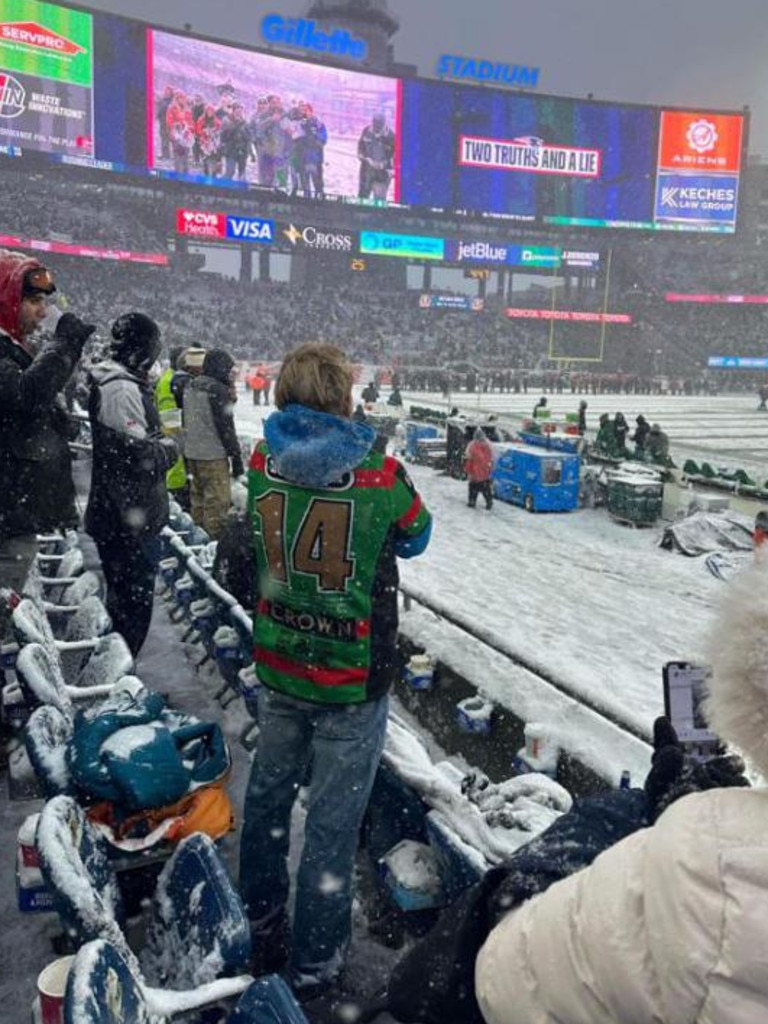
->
xmin=187 ymin=459 xmax=231 ymax=541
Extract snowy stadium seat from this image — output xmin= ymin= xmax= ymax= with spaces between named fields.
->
xmin=38 ymin=571 xmax=105 ymax=632
xmin=212 ymin=604 xmax=254 ymax=707
xmin=15 ymin=641 xmax=132 ymax=714
xmin=10 ymin=597 xmax=129 ymax=686
xmin=31 ymin=547 xmax=85 ymax=604
xmin=64 ymin=940 xmax=293 ymax=1024
xmin=37 ymin=796 xmax=253 ymax=992
xmin=24 ymin=704 xmax=75 ymax=798
xmin=35 ymin=529 xmax=79 ymax=557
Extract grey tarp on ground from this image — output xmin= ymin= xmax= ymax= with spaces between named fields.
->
xmin=659 ymin=510 xmax=755 ymax=557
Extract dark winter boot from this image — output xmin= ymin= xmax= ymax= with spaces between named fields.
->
xmin=249 ymin=906 xmax=292 ymax=977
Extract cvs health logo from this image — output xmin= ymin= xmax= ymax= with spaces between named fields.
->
xmin=176 ymin=209 xmax=226 ymax=238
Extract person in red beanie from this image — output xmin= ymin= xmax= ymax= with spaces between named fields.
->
xmin=0 ymin=250 xmax=95 ymax=631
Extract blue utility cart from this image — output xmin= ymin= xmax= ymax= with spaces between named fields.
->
xmin=405 ymin=421 xmax=439 ymax=460
xmin=492 ymin=444 xmax=580 ymax=513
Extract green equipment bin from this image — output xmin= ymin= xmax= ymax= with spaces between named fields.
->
xmin=606 ymin=474 xmax=664 ymax=526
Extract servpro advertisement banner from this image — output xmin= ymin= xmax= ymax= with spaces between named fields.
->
xmin=0 ymin=0 xmax=93 ymax=156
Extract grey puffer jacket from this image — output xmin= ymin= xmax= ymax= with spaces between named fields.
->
xmin=85 ymin=360 xmax=177 ymax=540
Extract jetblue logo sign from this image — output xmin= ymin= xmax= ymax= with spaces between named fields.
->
xmin=225 ymin=215 xmax=274 ymax=243
xmin=437 ymin=55 xmax=540 ymax=89
xmin=446 ymin=239 xmax=560 ymax=268
xmin=261 ymin=15 xmax=368 ymax=61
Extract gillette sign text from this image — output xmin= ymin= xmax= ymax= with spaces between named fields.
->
xmin=261 ymin=15 xmax=367 ymax=61
xmin=176 ymin=209 xmax=275 ymax=243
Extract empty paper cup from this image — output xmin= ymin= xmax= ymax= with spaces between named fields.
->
xmin=37 ymin=955 xmax=75 ymax=1024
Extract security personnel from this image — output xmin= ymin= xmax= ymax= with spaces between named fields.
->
xmin=155 ymin=346 xmax=189 ymax=510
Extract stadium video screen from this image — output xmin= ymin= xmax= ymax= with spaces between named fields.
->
xmin=147 ymin=30 xmax=399 ymax=202
xmin=398 ymin=80 xmax=745 ymax=233
xmin=0 ymin=0 xmax=748 ymax=237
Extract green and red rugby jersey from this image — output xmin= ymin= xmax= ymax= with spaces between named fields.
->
xmin=248 ymin=440 xmax=432 ymax=705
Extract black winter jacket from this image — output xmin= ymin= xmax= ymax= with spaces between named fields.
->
xmin=0 ymin=331 xmax=79 ymax=541
xmin=85 ymin=360 xmax=177 ymax=541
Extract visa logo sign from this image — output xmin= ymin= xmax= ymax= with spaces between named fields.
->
xmin=225 ymin=216 xmax=275 ymax=244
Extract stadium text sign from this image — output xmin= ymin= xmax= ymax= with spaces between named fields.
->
xmin=505 ymin=308 xmax=632 ymax=324
xmin=261 ymin=15 xmax=367 ymax=61
xmin=436 ymin=54 xmax=539 ymax=89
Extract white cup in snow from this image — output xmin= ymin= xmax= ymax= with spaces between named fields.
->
xmin=37 ymin=955 xmax=75 ymax=1024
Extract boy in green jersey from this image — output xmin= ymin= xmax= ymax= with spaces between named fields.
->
xmin=239 ymin=342 xmax=431 ymax=999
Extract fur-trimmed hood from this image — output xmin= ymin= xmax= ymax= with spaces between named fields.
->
xmin=264 ymin=403 xmax=375 ymax=489
xmin=706 ymin=552 xmax=768 ymax=777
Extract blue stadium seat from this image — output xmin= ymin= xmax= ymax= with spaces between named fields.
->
xmin=64 ymin=940 xmax=302 ymax=1024
xmin=37 ymin=796 xmax=252 ymax=990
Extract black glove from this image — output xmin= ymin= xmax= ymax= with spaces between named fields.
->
xmin=231 ymin=455 xmax=245 ymax=479
xmin=54 ymin=313 xmax=96 ymax=356
xmin=644 ymin=716 xmax=749 ymax=823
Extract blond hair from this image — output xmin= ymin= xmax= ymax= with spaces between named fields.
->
xmin=274 ymin=342 xmax=353 ymax=417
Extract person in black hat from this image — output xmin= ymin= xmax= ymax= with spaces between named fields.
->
xmin=85 ymin=312 xmax=179 ymax=657
xmin=0 ymin=251 xmax=95 ymax=636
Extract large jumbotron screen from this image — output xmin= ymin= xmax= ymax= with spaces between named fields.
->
xmin=0 ymin=0 xmax=748 ymax=235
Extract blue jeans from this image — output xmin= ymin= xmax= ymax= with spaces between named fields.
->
xmin=239 ymin=688 xmax=389 ymax=985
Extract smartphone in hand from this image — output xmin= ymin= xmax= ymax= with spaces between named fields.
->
xmin=662 ymin=661 xmax=721 ymax=762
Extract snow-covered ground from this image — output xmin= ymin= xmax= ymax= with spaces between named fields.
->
xmin=2 ymin=386 xmax=763 ymax=1021
xmin=236 ymin=387 xmax=765 ymax=783
xmin=399 ymin=389 xmax=768 ymax=476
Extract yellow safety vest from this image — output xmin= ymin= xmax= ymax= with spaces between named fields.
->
xmin=155 ymin=369 xmax=187 ymax=491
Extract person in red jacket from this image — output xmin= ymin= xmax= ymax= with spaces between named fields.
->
xmin=464 ymin=427 xmax=495 ymax=510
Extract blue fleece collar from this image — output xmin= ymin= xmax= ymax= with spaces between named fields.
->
xmin=264 ymin=404 xmax=376 ymax=488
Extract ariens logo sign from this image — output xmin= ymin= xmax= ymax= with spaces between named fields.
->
xmin=261 ymin=15 xmax=368 ymax=61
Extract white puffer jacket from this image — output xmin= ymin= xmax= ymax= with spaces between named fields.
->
xmin=476 ymin=555 xmax=768 ymax=1024
xmin=476 ymin=787 xmax=768 ymax=1024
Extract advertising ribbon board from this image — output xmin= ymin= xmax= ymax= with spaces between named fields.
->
xmin=708 ymin=357 xmax=768 ymax=369
xmin=360 ymin=231 xmax=445 ymax=260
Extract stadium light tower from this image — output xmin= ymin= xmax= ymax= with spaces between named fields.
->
xmin=304 ymin=0 xmax=407 ymax=72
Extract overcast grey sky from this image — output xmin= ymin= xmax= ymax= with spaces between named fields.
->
xmin=86 ymin=0 xmax=768 ymax=155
